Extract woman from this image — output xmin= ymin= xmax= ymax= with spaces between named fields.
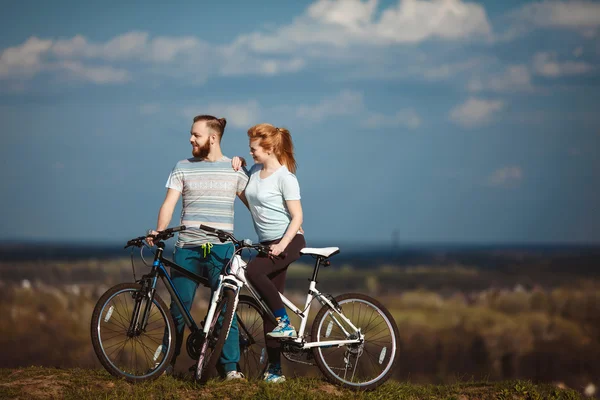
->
xmin=232 ymin=123 xmax=305 ymax=383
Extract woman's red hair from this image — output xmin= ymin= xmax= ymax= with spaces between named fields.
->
xmin=248 ymin=123 xmax=297 ymax=174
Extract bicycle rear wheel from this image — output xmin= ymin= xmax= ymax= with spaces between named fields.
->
xmin=236 ymin=295 xmax=268 ymax=379
xmin=311 ymin=293 xmax=399 ymax=390
xmin=195 ymin=288 xmax=237 ymax=382
xmin=90 ymin=283 xmax=175 ymax=382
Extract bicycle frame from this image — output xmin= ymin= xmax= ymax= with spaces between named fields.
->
xmin=238 ymin=253 xmax=365 ymax=350
xmin=133 ymin=242 xmax=219 ymax=338
xmin=136 ymin=240 xmax=363 ymax=353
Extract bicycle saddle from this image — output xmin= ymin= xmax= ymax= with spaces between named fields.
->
xmin=300 ymin=247 xmax=340 ymax=258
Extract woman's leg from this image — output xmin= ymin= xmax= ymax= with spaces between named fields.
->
xmin=263 ymin=267 xmax=288 ymax=365
xmin=246 ymin=234 xmax=306 ymax=363
xmin=246 ymin=234 xmax=306 ymax=313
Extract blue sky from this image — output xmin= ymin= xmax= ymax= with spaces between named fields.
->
xmin=1 ymin=0 xmax=599 ymax=245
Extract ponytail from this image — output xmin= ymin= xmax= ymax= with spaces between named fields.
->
xmin=274 ymin=127 xmax=297 ymax=174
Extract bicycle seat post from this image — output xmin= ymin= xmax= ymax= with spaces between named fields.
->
xmin=310 ymin=256 xmax=324 ymax=284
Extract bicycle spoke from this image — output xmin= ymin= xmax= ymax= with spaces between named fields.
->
xmin=106 ymin=305 xmax=129 ymax=331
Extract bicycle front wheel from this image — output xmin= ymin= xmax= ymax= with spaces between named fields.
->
xmin=236 ymin=295 xmax=267 ymax=380
xmin=311 ymin=293 xmax=400 ymax=390
xmin=90 ymin=283 xmax=176 ymax=382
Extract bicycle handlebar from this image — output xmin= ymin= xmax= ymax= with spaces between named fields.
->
xmin=124 ymin=225 xmax=187 ymax=248
xmin=124 ymin=224 xmax=286 ymax=259
xmin=199 ymin=224 xmax=286 ymax=259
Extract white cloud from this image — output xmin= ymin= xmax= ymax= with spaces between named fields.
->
xmin=58 ymin=61 xmax=130 ymax=84
xmin=0 ymin=1 xmax=496 ymax=88
xmin=532 ymin=52 xmax=594 ymax=77
xmin=308 ymin=0 xmax=378 ymax=32
xmin=449 ymin=97 xmax=504 ymax=128
xmin=421 ymin=58 xmax=486 ymax=81
xmin=468 ymin=65 xmax=533 ymax=93
xmin=219 ymin=51 xmax=305 ymax=76
xmin=374 ymin=0 xmax=492 ymax=43
xmin=296 ymin=90 xmax=365 ymax=122
xmin=182 ymin=100 xmax=262 ymax=129
xmin=148 ymin=36 xmax=206 ymax=63
xmin=0 ymin=37 xmax=52 ymax=78
xmin=234 ymin=0 xmax=492 ymax=54
xmin=510 ymin=0 xmax=600 ymax=36
xmin=0 ymin=31 xmax=303 ymax=86
xmin=487 ymin=166 xmax=523 ymax=188
xmin=363 ymin=109 xmax=421 ymax=129
xmin=292 ymin=90 xmax=422 ymax=128
xmin=52 ymin=32 xmax=212 ymax=64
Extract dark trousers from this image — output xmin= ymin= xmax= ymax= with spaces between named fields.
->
xmin=245 ymin=234 xmax=306 ymax=364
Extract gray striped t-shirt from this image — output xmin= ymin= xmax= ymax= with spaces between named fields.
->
xmin=165 ymin=156 xmax=248 ymax=247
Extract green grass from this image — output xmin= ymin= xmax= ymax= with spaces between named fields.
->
xmin=0 ymin=367 xmax=584 ymax=400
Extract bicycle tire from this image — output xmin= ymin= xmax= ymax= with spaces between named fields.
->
xmin=196 ymin=288 xmax=237 ymax=382
xmin=311 ymin=293 xmax=400 ymax=391
xmin=90 ymin=282 xmax=176 ymax=382
xmin=236 ymin=295 xmax=268 ymax=380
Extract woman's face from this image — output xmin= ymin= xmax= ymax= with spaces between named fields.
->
xmin=249 ymin=139 xmax=270 ymax=164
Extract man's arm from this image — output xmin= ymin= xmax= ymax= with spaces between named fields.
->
xmin=157 ymin=188 xmax=182 ymax=230
xmin=147 ymin=188 xmax=181 ymax=246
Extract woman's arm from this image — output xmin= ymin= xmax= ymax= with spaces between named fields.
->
xmin=269 ymin=199 xmax=303 ymax=256
xmin=237 ymin=190 xmax=250 ymax=210
xmin=232 ymin=156 xmax=248 ymax=173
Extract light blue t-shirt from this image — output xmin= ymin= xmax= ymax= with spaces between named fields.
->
xmin=244 ymin=164 xmax=301 ymax=242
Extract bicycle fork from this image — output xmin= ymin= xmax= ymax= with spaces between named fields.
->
xmin=194 ymin=273 xmax=243 ymax=381
xmin=127 ymin=275 xmax=159 ymax=337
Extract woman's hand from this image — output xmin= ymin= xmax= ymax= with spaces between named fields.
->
xmin=232 ymin=156 xmax=246 ymax=171
xmin=269 ymin=242 xmax=287 ymax=257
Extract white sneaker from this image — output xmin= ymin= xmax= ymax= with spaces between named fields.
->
xmin=263 ymin=363 xmax=286 ymax=383
xmin=266 ymin=316 xmax=297 ymax=339
xmin=225 ymin=371 xmax=246 ymax=380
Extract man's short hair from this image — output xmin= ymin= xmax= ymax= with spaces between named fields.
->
xmin=193 ymin=115 xmax=227 ymax=137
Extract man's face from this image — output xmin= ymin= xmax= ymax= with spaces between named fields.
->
xmin=190 ymin=121 xmax=212 ymax=158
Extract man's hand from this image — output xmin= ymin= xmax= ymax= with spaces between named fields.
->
xmin=146 ymin=230 xmax=159 ymax=247
xmin=232 ymin=156 xmax=246 ymax=171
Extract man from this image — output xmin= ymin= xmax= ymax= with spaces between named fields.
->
xmin=148 ymin=115 xmax=249 ymax=380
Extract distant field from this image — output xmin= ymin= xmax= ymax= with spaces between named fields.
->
xmin=1 ymin=248 xmax=599 ymax=398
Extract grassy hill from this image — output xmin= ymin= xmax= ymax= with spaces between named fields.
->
xmin=0 ymin=367 xmax=584 ymax=400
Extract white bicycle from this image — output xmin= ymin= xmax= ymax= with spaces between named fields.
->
xmin=199 ymin=224 xmax=400 ymax=391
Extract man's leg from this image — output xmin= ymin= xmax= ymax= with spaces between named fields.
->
xmin=164 ymin=247 xmax=202 ymax=364
xmin=205 ymin=243 xmax=239 ymax=374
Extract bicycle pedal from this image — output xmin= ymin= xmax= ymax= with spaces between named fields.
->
xmin=277 ymin=336 xmax=299 ymax=342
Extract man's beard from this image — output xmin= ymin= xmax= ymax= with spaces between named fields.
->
xmin=192 ymin=141 xmax=211 ymax=158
